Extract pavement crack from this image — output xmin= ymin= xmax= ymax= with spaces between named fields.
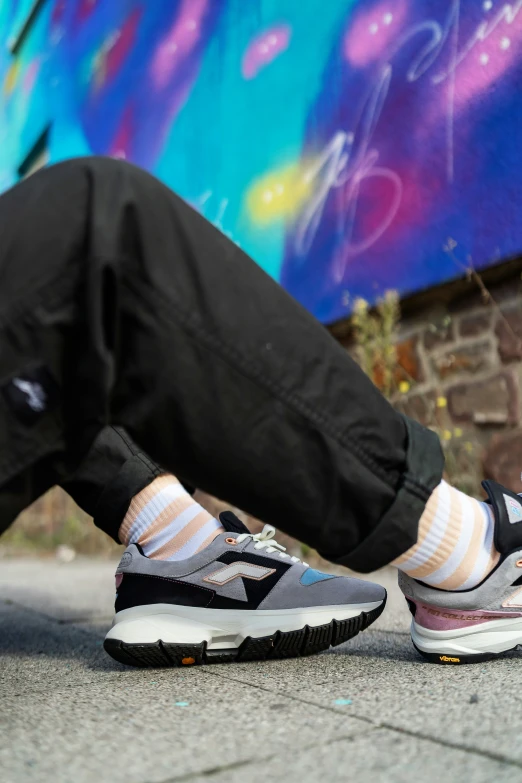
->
xmin=153 ymin=758 xmax=254 ymax=783
xmin=151 ymin=731 xmax=374 ymax=783
xmin=0 ymin=597 xmax=59 ymax=624
xmin=0 ymin=597 xmax=110 ymax=632
xmin=201 ymin=668 xmax=522 ymax=770
xmin=376 ymin=721 xmax=522 ymax=770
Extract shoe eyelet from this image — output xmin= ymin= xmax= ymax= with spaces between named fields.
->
xmin=516 ymin=559 xmax=522 ymax=568
xmin=225 ymin=537 xmax=238 ymax=545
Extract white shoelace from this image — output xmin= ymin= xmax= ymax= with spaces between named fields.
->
xmin=235 ymin=524 xmax=309 ymax=567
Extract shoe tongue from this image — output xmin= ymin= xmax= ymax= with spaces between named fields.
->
xmin=219 ymin=510 xmax=251 ymax=535
xmin=482 ymin=479 xmax=522 ymax=554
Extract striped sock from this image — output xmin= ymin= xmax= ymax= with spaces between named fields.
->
xmin=393 ymin=480 xmax=500 ymax=590
xmin=119 ymin=475 xmax=224 ymax=561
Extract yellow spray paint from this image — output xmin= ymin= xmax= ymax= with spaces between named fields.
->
xmin=246 ymin=163 xmax=312 ymax=225
xmin=3 ymin=61 xmax=20 ymax=97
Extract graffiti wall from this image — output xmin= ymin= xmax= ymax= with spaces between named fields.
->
xmin=0 ymin=0 xmax=521 ymax=323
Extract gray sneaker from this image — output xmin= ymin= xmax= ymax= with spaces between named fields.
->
xmin=400 ymin=480 xmax=522 ymax=665
xmin=104 ymin=511 xmax=386 ymax=667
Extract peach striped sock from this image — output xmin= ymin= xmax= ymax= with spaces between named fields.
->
xmin=393 ymin=480 xmax=500 ymax=590
xmin=119 ymin=475 xmax=224 ymax=561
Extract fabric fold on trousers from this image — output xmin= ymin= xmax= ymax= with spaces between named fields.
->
xmin=0 ymin=157 xmax=445 ymax=569
xmin=327 ymin=416 xmax=444 ymax=572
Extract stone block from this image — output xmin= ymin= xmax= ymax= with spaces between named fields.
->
xmin=396 ymin=336 xmax=424 ymax=383
xmin=371 ymin=336 xmax=424 ymax=390
xmin=447 ymin=371 xmax=518 ymax=425
xmin=459 ymin=312 xmax=491 ymax=338
xmin=423 ymin=320 xmax=455 ymax=351
xmin=432 ymin=341 xmax=492 ymax=380
xmin=394 ymin=391 xmax=437 ymax=427
xmin=483 ymin=429 xmax=522 ymax=491
xmin=495 ymin=309 xmax=522 ymax=362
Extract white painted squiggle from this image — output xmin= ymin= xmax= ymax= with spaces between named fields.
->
xmin=196 ymin=190 xmax=240 ymax=245
xmin=294 ymin=1 xmax=521 ymax=265
xmin=295 ymin=66 xmax=402 ymax=277
xmin=432 ymin=0 xmax=522 ymax=84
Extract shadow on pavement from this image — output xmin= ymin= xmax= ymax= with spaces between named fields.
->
xmin=1 ymin=597 xmax=425 ymax=674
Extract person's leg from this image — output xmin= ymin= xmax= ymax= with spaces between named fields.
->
xmin=0 ymin=156 xmax=442 ymax=565
xmin=60 ymin=425 xmax=224 ymax=560
xmin=5 ymin=156 xmax=518 ymax=666
xmin=0 ymin=417 xmax=223 ymax=565
xmin=60 ymin=425 xmax=165 ymax=536
xmin=34 ymin=158 xmax=521 ymax=666
xmin=0 ymin=156 xmax=442 ymax=571
xmin=394 ymin=480 xmax=499 ymax=590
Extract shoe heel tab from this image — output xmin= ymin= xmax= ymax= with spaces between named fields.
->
xmin=398 ymin=570 xmax=418 ymax=595
xmin=482 ymin=479 xmax=522 ymax=553
xmin=482 ymin=478 xmax=509 ymax=497
xmin=219 ymin=510 xmax=250 ymax=535
xmin=116 ymin=543 xmax=147 ymax=571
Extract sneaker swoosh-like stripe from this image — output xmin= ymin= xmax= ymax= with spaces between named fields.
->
xmin=503 ymin=586 xmax=522 ymax=607
xmin=204 ymin=562 xmax=276 ymax=584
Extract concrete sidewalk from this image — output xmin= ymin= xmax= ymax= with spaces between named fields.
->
xmin=1 ymin=558 xmax=522 ymax=783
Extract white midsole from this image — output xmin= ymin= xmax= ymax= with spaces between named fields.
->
xmin=105 ymin=601 xmax=382 ymax=649
xmin=411 ymin=615 xmax=522 ymax=656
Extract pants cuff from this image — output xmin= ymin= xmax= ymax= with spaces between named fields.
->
xmin=93 ymin=453 xmax=164 ymax=543
xmin=333 ymin=416 xmax=445 ymax=573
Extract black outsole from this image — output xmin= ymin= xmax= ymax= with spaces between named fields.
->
xmin=413 ymin=641 xmax=519 ymax=665
xmin=103 ymin=598 xmax=386 ymax=668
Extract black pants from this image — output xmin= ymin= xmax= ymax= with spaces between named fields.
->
xmin=0 ymin=157 xmax=443 ymax=572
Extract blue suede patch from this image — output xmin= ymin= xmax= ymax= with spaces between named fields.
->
xmin=300 ymin=568 xmax=336 ymax=586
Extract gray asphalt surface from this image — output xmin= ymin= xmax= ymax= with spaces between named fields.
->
xmin=1 ymin=558 xmax=522 ymax=783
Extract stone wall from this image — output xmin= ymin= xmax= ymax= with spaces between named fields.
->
xmin=352 ymin=272 xmax=522 ymax=496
